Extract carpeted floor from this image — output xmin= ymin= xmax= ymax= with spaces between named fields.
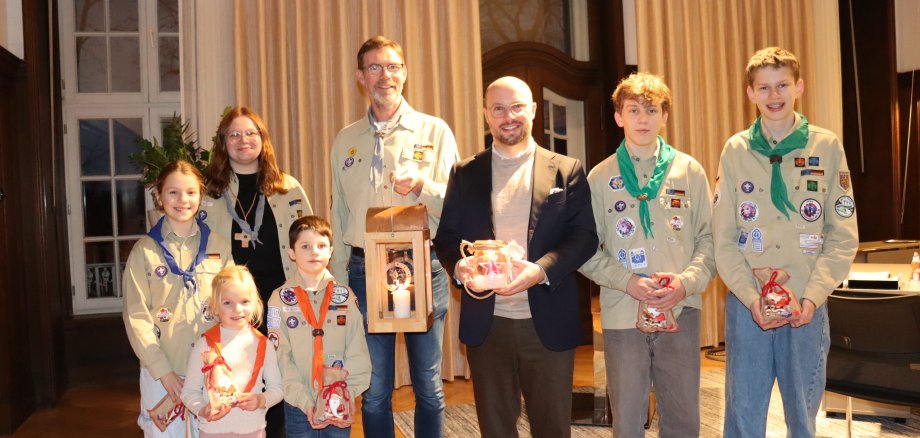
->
xmin=394 ymin=368 xmax=920 ymax=437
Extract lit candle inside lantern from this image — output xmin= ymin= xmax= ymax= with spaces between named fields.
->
xmin=393 ymin=287 xmax=411 ymax=318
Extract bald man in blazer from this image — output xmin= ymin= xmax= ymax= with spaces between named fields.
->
xmin=434 ymin=76 xmax=597 ymax=438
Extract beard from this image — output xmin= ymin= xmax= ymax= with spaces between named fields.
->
xmin=491 ymin=121 xmax=529 ymax=147
xmin=369 ymin=80 xmax=403 ymax=110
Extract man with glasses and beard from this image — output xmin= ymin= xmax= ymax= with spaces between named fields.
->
xmin=329 ymin=35 xmax=459 ymax=438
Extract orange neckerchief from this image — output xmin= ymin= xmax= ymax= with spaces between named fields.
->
xmin=203 ymin=324 xmax=268 ymax=393
xmin=294 ymin=282 xmax=335 ymax=392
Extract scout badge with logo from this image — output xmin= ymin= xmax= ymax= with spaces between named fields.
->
xmin=741 ymin=181 xmax=754 ymax=193
xmin=753 ymin=268 xmax=802 ymax=323
xmin=615 ymin=217 xmax=636 ymax=238
xmin=609 ymin=176 xmax=625 ymax=191
xmin=835 ymin=196 xmax=855 ymax=218
xmin=838 ymin=171 xmax=851 ymax=191
xmin=615 ymin=200 xmax=627 ymax=212
xmin=800 ymin=199 xmax=822 ymax=222
xmin=739 ymin=201 xmax=759 ymax=222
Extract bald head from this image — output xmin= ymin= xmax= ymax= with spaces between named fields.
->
xmin=483 ymin=76 xmax=537 ymax=152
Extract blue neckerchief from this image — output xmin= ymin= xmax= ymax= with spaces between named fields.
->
xmin=148 ymin=216 xmax=211 ymax=294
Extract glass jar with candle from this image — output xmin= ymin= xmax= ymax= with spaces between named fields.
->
xmin=459 ymin=240 xmax=514 ymax=298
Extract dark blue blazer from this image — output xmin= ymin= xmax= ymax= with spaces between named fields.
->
xmin=433 ymin=145 xmax=598 ymax=351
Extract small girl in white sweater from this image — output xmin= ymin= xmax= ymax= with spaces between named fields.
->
xmin=182 ymin=266 xmax=283 ymax=437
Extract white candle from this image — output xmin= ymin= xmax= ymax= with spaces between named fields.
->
xmin=393 ymin=287 xmax=411 ymax=318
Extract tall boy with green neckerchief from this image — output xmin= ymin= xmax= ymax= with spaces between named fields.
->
xmin=579 ymin=72 xmax=715 ymax=437
xmin=712 ymin=47 xmax=858 ymax=437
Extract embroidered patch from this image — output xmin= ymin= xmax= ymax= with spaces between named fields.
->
xmin=286 ymin=316 xmax=299 ymax=329
xmin=337 ymin=315 xmax=346 ymax=326
xmin=617 ymin=248 xmax=628 ymax=267
xmin=794 ymin=157 xmax=806 ymax=167
xmin=835 ymin=196 xmax=855 ymax=218
xmin=154 ymin=265 xmax=168 ymax=278
xmin=289 ymin=199 xmax=302 ymax=206
xmin=806 ymin=180 xmax=818 ymax=192
xmin=348 ymin=147 xmax=357 ymax=156
xmin=614 ymin=200 xmax=627 ymax=212
xmin=739 ymin=200 xmax=759 ymax=222
xmin=267 ymin=307 xmax=281 ymax=329
xmin=615 ymin=217 xmax=636 ymax=238
xmin=196 ymin=210 xmax=208 ymax=220
xmin=751 ymin=228 xmax=764 ymax=252
xmin=670 ymin=198 xmax=682 ymax=208
xmin=202 ymin=303 xmax=216 ymax=322
xmin=609 ymin=176 xmax=625 ymax=191
xmin=156 ymin=308 xmax=172 ymax=322
xmin=629 ymin=248 xmax=648 ymax=269
xmin=332 ymin=359 xmax=345 ymax=368
xmin=670 ymin=215 xmax=683 ymax=231
xmin=838 ymin=171 xmax=851 ymax=191
xmin=801 ymin=169 xmax=825 ymax=176
xmin=809 ymin=156 xmax=820 ymax=166
xmin=713 ymin=189 xmax=721 ymax=208
xmin=280 ymin=288 xmax=298 ymax=306
xmin=738 ymin=230 xmax=749 ymax=250
xmin=344 ymin=157 xmax=355 ymax=168
xmin=800 ymin=199 xmax=822 ymax=222
xmin=331 ymin=285 xmax=349 ymax=305
xmin=268 ymin=332 xmax=280 ymax=350
xmin=666 ymin=189 xmax=686 ymax=196
xmin=413 ymin=150 xmax=425 ymax=160
xmin=741 ymin=181 xmax=754 ymax=194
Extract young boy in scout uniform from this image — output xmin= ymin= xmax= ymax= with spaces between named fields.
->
xmin=267 ymin=216 xmax=370 ymax=435
xmin=713 ymin=47 xmax=858 ymax=437
xmin=579 ymin=72 xmax=714 ymax=437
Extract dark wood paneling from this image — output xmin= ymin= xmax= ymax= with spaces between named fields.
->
xmin=896 ymin=70 xmax=920 ymax=239
xmin=839 ymin=0 xmax=900 ymax=241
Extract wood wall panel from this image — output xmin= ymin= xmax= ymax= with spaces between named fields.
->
xmin=896 ymin=71 xmax=920 ymax=239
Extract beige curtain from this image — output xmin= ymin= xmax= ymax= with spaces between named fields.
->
xmin=636 ymin=0 xmax=843 ymax=347
xmin=232 ymin=0 xmax=484 ymax=386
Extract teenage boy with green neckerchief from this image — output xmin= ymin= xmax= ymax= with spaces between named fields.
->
xmin=579 ymin=72 xmax=715 ymax=437
xmin=713 ymin=47 xmax=858 ymax=437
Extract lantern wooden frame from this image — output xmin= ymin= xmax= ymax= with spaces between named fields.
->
xmin=364 ymin=205 xmax=433 ymax=333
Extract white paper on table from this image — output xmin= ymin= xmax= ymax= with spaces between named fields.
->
xmin=847 ymin=271 xmax=891 ymax=281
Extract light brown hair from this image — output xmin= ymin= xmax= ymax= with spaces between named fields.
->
xmin=611 ymin=72 xmax=672 ymax=114
xmin=151 ymin=160 xmax=205 ymax=210
xmin=356 ymin=36 xmax=406 ymax=69
xmin=746 ymin=47 xmax=800 ymax=86
xmin=288 ymin=215 xmax=333 ymax=248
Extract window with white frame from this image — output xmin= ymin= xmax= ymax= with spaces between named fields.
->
xmin=60 ymin=0 xmax=180 ymax=314
xmin=542 ymin=87 xmax=586 ymax=166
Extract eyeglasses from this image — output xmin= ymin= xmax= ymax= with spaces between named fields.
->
xmin=363 ymin=63 xmax=404 ymax=75
xmin=488 ymin=102 xmax=530 ymax=118
xmin=225 ymin=129 xmax=261 ymax=143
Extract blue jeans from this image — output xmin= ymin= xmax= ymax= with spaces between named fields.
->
xmin=283 ymin=402 xmax=352 ymax=438
xmin=348 ymin=252 xmax=448 ymax=438
xmin=723 ymin=292 xmax=829 ymax=438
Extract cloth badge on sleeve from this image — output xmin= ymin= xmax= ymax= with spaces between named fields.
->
xmin=337 ymin=315 xmax=346 ymax=326
xmin=670 ymin=215 xmax=683 ymax=231
xmin=280 ymin=288 xmax=298 ymax=306
xmin=289 ymin=199 xmax=302 ymax=206
xmin=202 ymin=303 xmax=216 ymax=322
xmin=838 ymin=171 xmax=851 ymax=191
xmin=268 ymin=332 xmax=280 ymax=350
xmin=835 ymin=196 xmax=855 ymax=218
xmin=156 ymin=307 xmax=172 ymax=322
xmin=801 ymin=169 xmax=825 ymax=176
xmin=739 ymin=201 xmax=759 ymax=222
xmin=800 ymin=199 xmax=822 ymax=222
xmin=609 ymin=176 xmax=625 ymax=191
xmin=267 ymin=306 xmax=281 ymax=329
xmin=629 ymin=248 xmax=648 ymax=269
xmin=795 ymin=157 xmax=806 ymax=167
xmin=331 ymin=285 xmax=349 ymax=305
xmin=741 ymin=181 xmax=754 ymax=194
xmin=196 ymin=210 xmax=207 ymax=221
xmin=738 ymin=230 xmax=749 ymax=250
xmin=617 ymin=248 xmax=628 ymax=268
xmin=154 ymin=265 xmax=168 ymax=278
xmin=809 ymin=156 xmax=820 ymax=166
xmin=286 ymin=316 xmax=299 ymax=329
xmin=615 ymin=217 xmax=636 ymax=238
xmin=670 ymin=198 xmax=682 ymax=208
xmin=806 ymin=180 xmax=818 ymax=192
xmin=666 ymin=189 xmax=686 ymax=196
xmin=344 ymin=157 xmax=355 ymax=168
xmin=751 ymin=228 xmax=764 ymax=252
xmin=614 ymin=200 xmax=627 ymax=212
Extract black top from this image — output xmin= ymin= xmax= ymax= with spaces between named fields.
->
xmin=231 ymin=173 xmax=286 ymax=311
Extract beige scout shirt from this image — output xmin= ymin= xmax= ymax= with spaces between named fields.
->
xmin=329 ymin=101 xmax=459 ymax=284
xmin=712 ymin=120 xmax=859 ymax=309
xmin=199 ymin=173 xmax=312 ymax=279
xmin=580 ymin=145 xmax=715 ymax=330
xmin=122 ymin=220 xmax=234 ymax=379
xmin=267 ymin=270 xmax=370 ymax=414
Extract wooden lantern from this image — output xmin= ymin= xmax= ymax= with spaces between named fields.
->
xmin=364 ymin=204 xmax=433 ymax=333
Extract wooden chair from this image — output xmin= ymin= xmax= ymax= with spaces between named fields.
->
xmin=825 ymin=292 xmax=920 ymax=437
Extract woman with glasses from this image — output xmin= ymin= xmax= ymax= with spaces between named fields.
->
xmin=200 ymin=107 xmax=312 ymax=437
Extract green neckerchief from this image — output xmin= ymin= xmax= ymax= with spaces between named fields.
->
xmin=616 ymin=136 xmax=676 ymax=238
xmin=748 ymin=114 xmax=810 ymax=219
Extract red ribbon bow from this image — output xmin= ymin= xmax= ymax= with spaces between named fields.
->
xmin=321 ymin=380 xmax=350 ymax=402
xmin=201 ymin=355 xmax=232 ymax=374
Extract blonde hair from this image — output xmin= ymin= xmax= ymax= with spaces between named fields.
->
xmin=746 ymin=47 xmax=800 ymax=86
xmin=611 ymin=72 xmax=672 ymax=114
xmin=208 ymin=266 xmax=264 ymax=328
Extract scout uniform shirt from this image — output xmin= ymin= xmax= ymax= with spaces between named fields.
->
xmin=122 ymin=219 xmax=234 ymax=379
xmin=580 ymin=144 xmax=715 ymax=330
xmin=712 ymin=116 xmax=859 ymax=309
xmin=267 ymin=269 xmax=371 ymax=414
xmin=198 ymin=173 xmax=312 ymax=279
xmin=329 ymin=101 xmax=459 ymax=283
